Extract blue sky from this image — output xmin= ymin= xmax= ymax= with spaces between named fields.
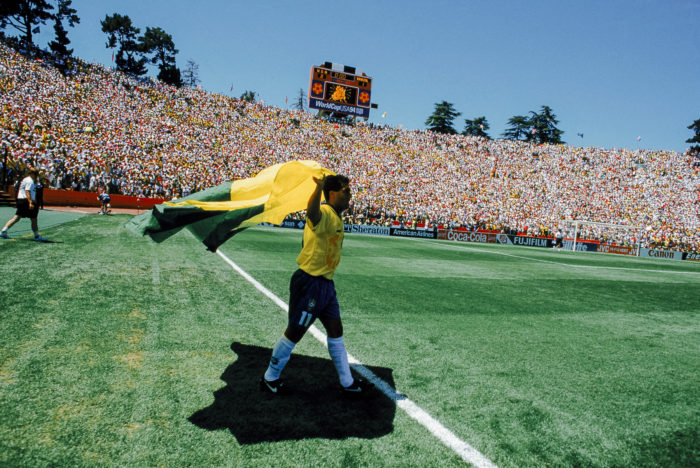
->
xmin=27 ymin=0 xmax=700 ymax=153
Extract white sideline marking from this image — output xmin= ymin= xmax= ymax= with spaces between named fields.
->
xmin=216 ymin=249 xmax=497 ymax=468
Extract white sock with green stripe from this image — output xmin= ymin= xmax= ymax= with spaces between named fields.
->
xmin=264 ymin=336 xmax=295 ymax=382
xmin=327 ymin=336 xmax=353 ymax=387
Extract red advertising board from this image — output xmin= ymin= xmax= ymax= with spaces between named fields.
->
xmin=28 ymin=188 xmax=166 ymax=209
xmin=437 ymin=229 xmax=501 ymax=244
xmin=597 ymin=244 xmax=636 ymax=256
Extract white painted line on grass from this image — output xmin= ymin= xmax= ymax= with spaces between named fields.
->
xmin=216 ymin=249 xmax=497 ymax=468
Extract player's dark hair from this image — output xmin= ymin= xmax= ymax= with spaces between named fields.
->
xmin=323 ymin=174 xmax=350 ymax=201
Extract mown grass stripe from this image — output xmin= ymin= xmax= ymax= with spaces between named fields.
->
xmin=425 ymin=239 xmax=700 ymax=276
xmin=215 ymin=249 xmax=498 ymax=468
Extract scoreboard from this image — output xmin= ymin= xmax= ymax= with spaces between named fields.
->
xmin=308 ymin=63 xmax=372 ymax=118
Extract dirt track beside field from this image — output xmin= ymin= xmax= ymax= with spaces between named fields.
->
xmin=45 ymin=206 xmax=144 ymax=216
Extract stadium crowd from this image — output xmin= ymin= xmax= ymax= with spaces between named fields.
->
xmin=1 ymin=41 xmax=698 ymax=252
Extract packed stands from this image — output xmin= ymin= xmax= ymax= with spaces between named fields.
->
xmin=1 ymin=41 xmax=698 ymax=252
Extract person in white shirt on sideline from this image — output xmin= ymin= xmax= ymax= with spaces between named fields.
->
xmin=0 ymin=166 xmax=47 ymax=242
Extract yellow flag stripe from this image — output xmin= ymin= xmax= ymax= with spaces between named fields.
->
xmin=164 ymin=160 xmax=335 ymax=219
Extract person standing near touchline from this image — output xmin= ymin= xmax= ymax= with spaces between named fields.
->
xmin=1 ymin=167 xmax=47 ymax=242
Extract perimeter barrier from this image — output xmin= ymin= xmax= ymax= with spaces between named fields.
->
xmin=267 ymin=220 xmax=696 ymax=263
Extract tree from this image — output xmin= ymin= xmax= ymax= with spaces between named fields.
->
xmin=240 ymin=90 xmax=257 ymax=103
xmin=503 ymin=115 xmax=530 ymax=141
xmin=0 ymin=0 xmax=53 ymax=49
xmin=140 ymin=26 xmax=180 ymax=86
xmin=158 ymin=65 xmax=181 ymax=87
xmin=181 ymin=59 xmax=200 ymax=88
xmin=463 ymin=116 xmax=490 ymax=139
xmin=100 ymin=13 xmax=147 ymax=76
xmin=48 ymin=0 xmax=79 ymax=60
xmin=528 ymin=105 xmax=564 ymax=144
xmin=503 ymin=106 xmax=565 ymax=144
xmin=686 ymin=118 xmax=700 ymax=155
xmin=0 ymin=1 xmax=22 ymax=34
xmin=293 ymin=88 xmax=306 ymax=111
xmin=425 ymin=101 xmax=461 ymax=134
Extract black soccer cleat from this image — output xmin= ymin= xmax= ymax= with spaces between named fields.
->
xmin=260 ymin=377 xmax=289 ymax=395
xmin=339 ymin=377 xmax=371 ymax=398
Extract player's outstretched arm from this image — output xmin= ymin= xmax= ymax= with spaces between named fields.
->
xmin=306 ymin=175 xmax=325 ymax=226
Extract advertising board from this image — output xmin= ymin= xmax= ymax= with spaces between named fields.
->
xmin=389 ymin=227 xmax=437 ymax=239
xmin=639 ymin=248 xmax=684 ymax=261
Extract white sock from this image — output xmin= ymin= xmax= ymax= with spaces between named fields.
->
xmin=264 ymin=336 xmax=295 ymax=382
xmin=327 ymin=336 xmax=353 ymax=387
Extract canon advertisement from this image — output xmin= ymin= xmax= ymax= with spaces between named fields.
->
xmin=639 ymin=248 xmax=684 ymax=261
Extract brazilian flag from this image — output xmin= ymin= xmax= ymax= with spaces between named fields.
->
xmin=126 ymin=160 xmax=335 ymax=251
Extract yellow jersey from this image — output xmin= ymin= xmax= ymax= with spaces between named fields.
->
xmin=297 ymin=204 xmax=344 ymax=279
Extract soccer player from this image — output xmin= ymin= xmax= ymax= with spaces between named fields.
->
xmin=554 ymin=229 xmax=564 ymax=249
xmin=0 ymin=167 xmax=47 ymax=242
xmin=261 ymin=173 xmax=369 ymax=396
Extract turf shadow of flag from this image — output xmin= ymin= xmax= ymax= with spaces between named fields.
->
xmin=188 ymin=342 xmax=396 ymax=444
xmin=126 ymin=160 xmax=335 ymax=251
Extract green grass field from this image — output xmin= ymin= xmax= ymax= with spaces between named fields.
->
xmin=1 ymin=208 xmax=698 ymax=467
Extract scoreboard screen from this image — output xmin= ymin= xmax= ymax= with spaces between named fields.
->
xmin=324 ymin=83 xmax=357 ymax=105
xmin=308 ymin=64 xmax=372 ymax=118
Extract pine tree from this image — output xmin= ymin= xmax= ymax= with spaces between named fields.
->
xmin=240 ymin=90 xmax=257 ymax=103
xmin=294 ymin=88 xmax=306 ymax=111
xmin=181 ymin=59 xmax=201 ymax=88
xmin=100 ymin=13 xmax=147 ymax=76
xmin=48 ymin=0 xmax=79 ymax=61
xmin=528 ymin=105 xmax=564 ymax=144
xmin=0 ymin=0 xmax=53 ymax=50
xmin=425 ymin=101 xmax=461 ymax=134
xmin=503 ymin=106 xmax=564 ymax=144
xmin=141 ymin=26 xmax=181 ymax=86
xmin=686 ymin=118 xmax=700 ymax=155
xmin=503 ymin=115 xmax=530 ymax=141
xmin=463 ymin=116 xmax=490 ymax=139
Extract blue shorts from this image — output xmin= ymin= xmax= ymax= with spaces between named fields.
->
xmin=288 ymin=269 xmax=340 ymax=331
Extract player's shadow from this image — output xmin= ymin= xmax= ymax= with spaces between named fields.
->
xmin=188 ymin=342 xmax=396 ymax=444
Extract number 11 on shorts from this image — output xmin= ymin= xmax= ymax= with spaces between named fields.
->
xmin=299 ymin=311 xmax=313 ymax=327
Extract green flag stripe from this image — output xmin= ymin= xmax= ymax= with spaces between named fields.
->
xmin=134 ymin=202 xmax=265 ymax=251
xmin=190 ymin=204 xmax=265 ymax=251
xmin=125 ymin=181 xmax=235 ymax=242
xmin=168 ymin=181 xmax=234 ymax=203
